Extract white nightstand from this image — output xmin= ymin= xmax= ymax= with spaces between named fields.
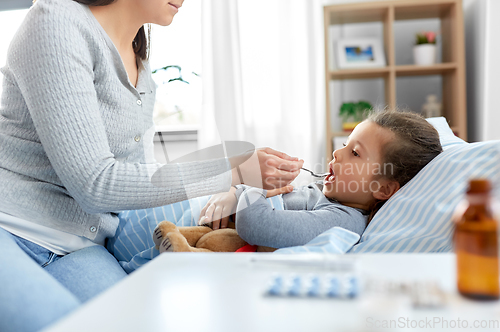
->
xmin=44 ymin=253 xmax=500 ymax=332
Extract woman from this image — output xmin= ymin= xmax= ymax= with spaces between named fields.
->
xmin=0 ymin=0 xmax=303 ymax=331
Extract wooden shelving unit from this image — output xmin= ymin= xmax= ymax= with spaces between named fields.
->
xmin=324 ymin=0 xmax=467 ymax=161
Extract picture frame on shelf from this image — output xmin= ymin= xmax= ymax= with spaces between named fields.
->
xmin=335 ymin=38 xmax=386 ymax=69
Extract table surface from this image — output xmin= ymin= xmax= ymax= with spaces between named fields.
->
xmin=44 ymin=253 xmax=500 ymax=332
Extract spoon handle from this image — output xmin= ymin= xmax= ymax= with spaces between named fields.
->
xmin=301 ymin=167 xmax=328 ymax=178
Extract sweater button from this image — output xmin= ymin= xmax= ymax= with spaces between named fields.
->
xmin=137 ymin=100 xmax=142 ymax=106
xmin=90 ymin=226 xmax=97 ymax=233
xmin=134 ymin=135 xmax=141 ymax=142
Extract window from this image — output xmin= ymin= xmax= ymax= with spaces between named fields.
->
xmin=149 ymin=0 xmax=202 ymax=132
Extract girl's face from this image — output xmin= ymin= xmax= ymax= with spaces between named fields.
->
xmin=136 ymin=0 xmax=184 ymax=26
xmin=322 ymin=121 xmax=396 ymax=210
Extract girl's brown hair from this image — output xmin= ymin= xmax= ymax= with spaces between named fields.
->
xmin=33 ymin=0 xmax=150 ymax=60
xmin=367 ymin=109 xmax=443 ymax=221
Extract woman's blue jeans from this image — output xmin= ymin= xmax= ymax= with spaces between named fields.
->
xmin=0 ymin=226 xmax=127 ymax=332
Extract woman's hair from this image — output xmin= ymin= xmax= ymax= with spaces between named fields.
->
xmin=366 ymin=109 xmax=443 ymax=221
xmin=33 ymin=0 xmax=150 ymax=60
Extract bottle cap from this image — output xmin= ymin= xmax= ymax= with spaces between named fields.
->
xmin=467 ymin=179 xmax=491 ymax=194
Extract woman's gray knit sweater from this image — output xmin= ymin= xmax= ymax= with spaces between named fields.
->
xmin=0 ymin=0 xmax=231 ymax=242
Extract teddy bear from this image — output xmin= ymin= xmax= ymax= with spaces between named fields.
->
xmin=152 ymin=220 xmax=276 ymax=253
xmin=151 ymin=185 xmax=294 ymax=253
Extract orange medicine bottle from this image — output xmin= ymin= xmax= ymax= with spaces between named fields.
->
xmin=454 ymin=179 xmax=499 ymax=300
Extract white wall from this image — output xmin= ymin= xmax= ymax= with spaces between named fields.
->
xmin=464 ymin=0 xmax=485 ymax=142
xmin=484 ymin=0 xmax=500 ymax=141
xmin=465 ymin=0 xmax=500 ymax=142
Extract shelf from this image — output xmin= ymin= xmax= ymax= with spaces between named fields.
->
xmin=329 ymin=63 xmax=456 ymax=80
xmin=330 ymin=67 xmax=390 ymax=80
xmin=324 ymin=0 xmax=467 ymax=161
xmin=326 ymin=5 xmax=388 ymax=25
xmin=328 ymin=131 xmax=352 ymax=138
xmin=325 ymin=0 xmax=457 ymax=23
xmin=395 ymin=63 xmax=456 ymax=76
xmin=394 ymin=1 xmax=455 ymax=20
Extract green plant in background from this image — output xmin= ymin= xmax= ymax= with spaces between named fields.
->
xmin=152 ymin=65 xmax=195 ymax=84
xmin=415 ymin=31 xmax=436 ymax=45
xmin=152 ymin=65 xmax=201 ymax=122
xmin=339 ymin=100 xmax=372 ymax=124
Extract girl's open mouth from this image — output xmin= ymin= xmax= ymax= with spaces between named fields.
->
xmin=323 ymin=165 xmax=335 ymax=185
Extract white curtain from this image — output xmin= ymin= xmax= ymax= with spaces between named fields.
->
xmin=199 ymin=0 xmax=326 ymax=186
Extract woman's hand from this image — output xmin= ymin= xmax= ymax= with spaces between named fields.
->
xmin=198 ymin=187 xmax=238 ymax=230
xmin=230 ymin=147 xmax=304 ymax=190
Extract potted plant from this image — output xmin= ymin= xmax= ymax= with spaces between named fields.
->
xmin=413 ymin=31 xmax=437 ymax=66
xmin=151 ymin=65 xmax=199 ymax=126
xmin=339 ymin=100 xmax=372 ymax=131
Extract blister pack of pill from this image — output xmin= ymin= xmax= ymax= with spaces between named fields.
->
xmin=265 ymin=273 xmax=359 ymax=299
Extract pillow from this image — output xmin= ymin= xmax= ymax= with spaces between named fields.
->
xmin=108 ymin=195 xmax=211 ymax=273
xmin=426 ymin=117 xmax=467 ymax=150
xmin=348 ymin=117 xmax=500 ymax=254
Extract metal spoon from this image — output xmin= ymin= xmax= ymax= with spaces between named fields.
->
xmin=301 ymin=167 xmax=329 ymax=178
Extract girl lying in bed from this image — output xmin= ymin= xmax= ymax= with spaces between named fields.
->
xmin=151 ymin=110 xmax=443 ymax=253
